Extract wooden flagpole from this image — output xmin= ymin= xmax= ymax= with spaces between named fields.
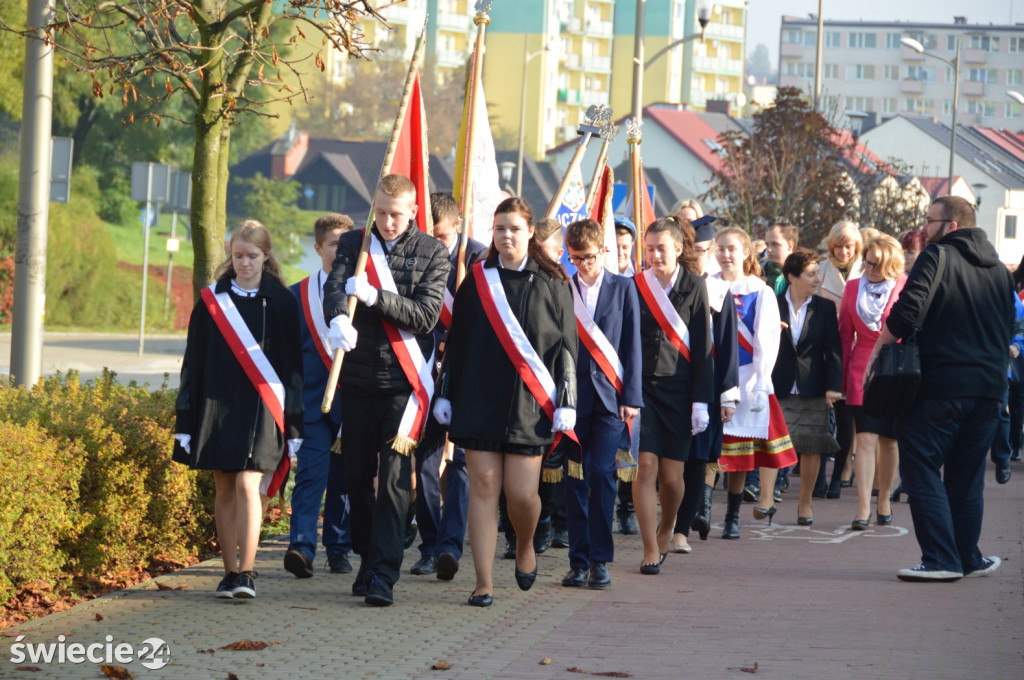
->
xmin=543 ymin=105 xmax=610 ymax=220
xmin=455 ymin=1 xmax=493 ymax=286
xmin=628 ymin=117 xmax=644 ymax=273
xmin=585 ymin=121 xmax=618 ymax=214
xmin=321 ymin=17 xmax=430 ymax=414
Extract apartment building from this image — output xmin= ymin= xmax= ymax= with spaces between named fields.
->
xmin=778 ymin=15 xmax=1024 ymax=130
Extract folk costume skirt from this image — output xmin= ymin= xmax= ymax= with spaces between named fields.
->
xmin=719 ymin=394 xmax=797 ymax=473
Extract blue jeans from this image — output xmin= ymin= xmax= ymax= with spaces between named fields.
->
xmin=565 ymin=410 xmax=622 ymax=570
xmin=414 ymin=416 xmax=469 ymax=560
xmin=895 ymin=397 xmax=999 ymax=574
xmin=990 ymin=388 xmax=1012 ymax=467
xmin=288 ymin=415 xmax=351 ymax=561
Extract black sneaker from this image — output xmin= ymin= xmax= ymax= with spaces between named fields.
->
xmin=232 ymin=571 xmax=257 ymax=598
xmin=551 ymin=527 xmax=570 ymax=549
xmin=742 ymin=485 xmax=760 ymax=503
xmin=436 ymin=551 xmax=460 ymax=581
xmin=215 ymin=572 xmax=238 ymax=599
xmin=364 ymin=575 xmax=394 ymax=606
xmin=327 ymin=553 xmax=353 ymax=574
xmin=284 ymin=548 xmax=314 ymax=578
xmin=964 ymin=556 xmax=1001 ymax=578
xmin=896 ymin=564 xmax=962 ymax=582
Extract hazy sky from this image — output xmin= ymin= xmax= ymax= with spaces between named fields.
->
xmin=747 ymin=0 xmax=1024 ymax=62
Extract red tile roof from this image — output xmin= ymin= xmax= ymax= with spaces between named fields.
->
xmin=971 ymin=126 xmax=1024 ymax=164
xmin=643 ymin=107 xmax=730 ymax=173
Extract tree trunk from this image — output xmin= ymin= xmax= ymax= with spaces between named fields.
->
xmin=190 ymin=97 xmax=231 ymax=300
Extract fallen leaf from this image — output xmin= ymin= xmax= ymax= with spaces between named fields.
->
xmin=15 ymin=667 xmax=42 ymax=672
xmin=540 ymin=657 xmax=552 ymax=665
xmin=432 ymin=660 xmax=451 ymax=670
xmin=846 ymin=663 xmax=874 ymax=668
xmin=227 ymin=674 xmax=240 ymax=680
xmin=197 ymin=649 xmax=215 ymax=654
xmin=94 ymin=614 xmax=104 ymax=621
xmin=221 ymin=640 xmax=268 ymax=651
xmin=726 ymin=662 xmax=759 ymax=674
xmin=154 ymin=582 xmax=174 ymax=591
xmin=568 ymin=669 xmax=587 ymax=674
xmin=593 ymin=673 xmax=632 ymax=678
xmin=100 ymin=665 xmax=135 ymax=679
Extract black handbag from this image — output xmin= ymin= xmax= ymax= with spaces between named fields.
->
xmin=862 ymin=246 xmax=947 ymax=418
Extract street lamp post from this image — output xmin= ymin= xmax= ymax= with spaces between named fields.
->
xmin=902 ymin=35 xmax=960 ymax=193
xmin=516 ymin=38 xmax=554 ymax=197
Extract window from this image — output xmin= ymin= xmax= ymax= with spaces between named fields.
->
xmin=784 ymin=29 xmax=803 ymax=44
xmin=903 ymin=98 xmax=933 ymax=114
xmin=849 ymin=32 xmax=876 ymax=49
xmin=968 ymin=68 xmax=998 ymax=84
xmin=885 ymin=33 xmax=902 ymax=49
xmin=882 ymin=97 xmax=898 ymax=114
xmin=803 ymin=31 xmax=817 ymax=47
xmin=847 ymin=96 xmax=874 ymax=112
xmin=1008 ymin=101 xmax=1022 ymax=119
xmin=947 ymin=35 xmax=958 ymax=51
xmin=905 ymin=32 xmax=937 ymax=50
xmin=969 ymin=35 xmax=999 ymax=52
xmin=946 ymin=67 xmax=956 ymax=84
xmin=850 ymin=64 xmax=875 ymax=81
xmin=784 ymin=61 xmax=814 ymax=78
xmin=1011 ymin=37 xmax=1024 ymax=53
xmin=1009 ymin=70 xmax=1023 ymax=86
xmin=824 ymin=63 xmax=838 ymax=80
xmin=943 ymin=99 xmax=955 ymax=116
xmin=884 ymin=65 xmax=899 ymax=81
xmin=906 ymin=66 xmax=935 ymax=82
xmin=826 ymin=32 xmax=841 ymax=48
xmin=966 ymin=100 xmax=997 ymax=117
xmin=1005 ymin=215 xmax=1018 ymax=240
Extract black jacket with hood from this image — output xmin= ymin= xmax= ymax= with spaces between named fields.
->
xmin=885 ymin=228 xmax=1014 ymax=402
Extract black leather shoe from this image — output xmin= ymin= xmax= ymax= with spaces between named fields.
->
xmin=404 ymin=522 xmax=418 ymax=550
xmin=515 ymin=562 xmax=538 ymax=591
xmin=468 ymin=591 xmax=493 ymax=607
xmin=364 ymin=576 xmax=394 ymax=606
xmin=742 ymin=485 xmax=760 ymax=503
xmin=797 ymin=516 xmax=813 ymax=526
xmin=561 ymin=568 xmax=587 ymax=587
xmin=877 ymin=512 xmax=893 ymax=525
xmin=351 ymin=560 xmax=370 ymax=596
xmin=752 ymin=505 xmax=777 ymax=526
xmin=617 ymin=513 xmax=639 ymax=535
xmin=640 ymin=553 xmax=666 ymax=575
xmin=996 ymin=464 xmax=1011 ymax=484
xmin=1011 ymin=448 xmax=1022 ymax=462
xmin=327 ymin=553 xmax=353 ymax=574
xmin=503 ymin=536 xmax=517 ymax=560
xmin=410 ymin=554 xmax=437 ymax=575
xmin=825 ymin=479 xmax=841 ymax=499
xmin=587 ymin=562 xmax=611 ymax=589
xmin=551 ymin=527 xmax=570 ymax=548
xmin=436 ymin=552 xmax=459 ymax=581
xmin=284 ymin=548 xmax=314 ymax=579
xmin=533 ymin=521 xmax=552 ymax=554
xmin=851 ymin=519 xmax=869 ymax=531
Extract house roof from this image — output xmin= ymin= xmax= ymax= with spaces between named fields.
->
xmin=897 ymin=114 xmax=1024 ymax=189
xmin=917 ymin=176 xmax=968 ymax=198
xmin=831 ymin=129 xmax=890 ymax=175
xmin=971 ymin=127 xmax=1024 ymax=165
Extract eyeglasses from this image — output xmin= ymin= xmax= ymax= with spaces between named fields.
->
xmin=567 ymin=253 xmax=599 ymax=266
xmin=863 ymin=260 xmax=880 ymax=269
xmin=694 ymin=245 xmax=714 ymax=256
xmin=924 ymin=218 xmax=952 ymax=226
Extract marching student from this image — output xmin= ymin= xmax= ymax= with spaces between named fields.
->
xmin=672 ymin=217 xmax=739 ymax=552
xmin=174 ymin=220 xmax=305 ymax=600
xmin=613 ymin=217 xmax=640 ymax=535
xmin=323 ymin=174 xmax=450 ymax=607
xmin=409 ymin=192 xmax=488 ymax=580
xmin=434 ymin=197 xmax=578 ymax=606
xmin=714 ymin=227 xmax=797 ymax=539
xmin=284 ymin=214 xmax=355 ymax=579
xmin=633 ymin=216 xmax=713 ymax=574
xmin=559 ymin=218 xmax=643 ymax=590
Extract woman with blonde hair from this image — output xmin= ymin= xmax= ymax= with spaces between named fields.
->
xmin=838 ymin=234 xmax=906 ymax=530
xmin=714 ymin=227 xmax=797 ymax=539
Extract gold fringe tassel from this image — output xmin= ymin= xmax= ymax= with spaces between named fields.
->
xmin=330 ymin=438 xmax=342 ymax=454
xmin=617 ymin=466 xmax=638 ymax=483
xmin=389 ymin=434 xmax=419 ymax=456
xmin=567 ymin=460 xmax=584 ymax=481
xmin=542 ymin=467 xmax=564 ymax=483
xmin=705 ymin=462 xmax=722 ymax=476
xmin=616 ymin=448 xmax=636 ymax=466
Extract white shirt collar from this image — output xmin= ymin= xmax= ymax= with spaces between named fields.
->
xmin=499 ymin=255 xmax=529 ymax=272
xmin=663 ymin=265 xmax=681 ymax=295
xmin=575 ymin=267 xmax=606 ymax=317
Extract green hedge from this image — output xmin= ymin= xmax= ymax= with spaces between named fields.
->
xmin=0 ymin=371 xmax=215 ymax=605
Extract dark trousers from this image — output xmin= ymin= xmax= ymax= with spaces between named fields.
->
xmin=565 ymin=410 xmax=622 ymax=569
xmin=341 ymin=393 xmax=414 ymax=588
xmin=895 ymin=398 xmax=999 ymax=574
xmin=414 ymin=415 xmax=469 ymax=560
xmin=616 ymin=480 xmax=634 ymax=516
xmin=991 ymin=389 xmax=1012 ymax=466
xmin=288 ymin=414 xmax=351 ymax=561
xmin=1008 ymin=381 xmax=1024 ymax=451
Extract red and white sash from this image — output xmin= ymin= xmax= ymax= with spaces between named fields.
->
xmin=200 ymin=284 xmax=289 ymax=496
xmin=635 ymin=268 xmax=691 ymax=362
xmin=364 ymin=237 xmax=435 ymax=452
xmin=299 ymin=273 xmax=332 ymax=371
xmin=439 ymin=288 xmax=455 ymax=329
xmin=572 ymin=279 xmax=625 ymax=394
xmin=736 ymin=308 xmax=755 ymax=356
xmin=472 ymin=263 xmax=580 ymax=454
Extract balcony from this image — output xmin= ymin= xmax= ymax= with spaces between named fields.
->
xmin=580 ymin=89 xmax=609 ymax=108
xmin=962 ymin=80 xmax=986 ymax=96
xmin=564 ymin=53 xmax=581 ymax=70
xmin=581 ymin=54 xmax=611 ymax=72
xmin=585 ymin=19 xmax=613 ymax=36
xmin=963 ymin=49 xmax=988 ymax=64
xmin=436 ymin=49 xmax=467 ymax=69
xmin=780 ymin=43 xmax=804 ymax=57
xmin=707 ymin=22 xmax=745 ymax=41
xmin=901 ymin=79 xmax=925 ymax=94
xmin=436 ymin=12 xmax=468 ymax=32
xmin=381 ymin=4 xmax=411 ymax=23
xmin=567 ymin=16 xmax=582 ymax=34
xmin=558 ymin=88 xmax=581 ymax=105
xmin=693 ymin=55 xmax=743 ymax=75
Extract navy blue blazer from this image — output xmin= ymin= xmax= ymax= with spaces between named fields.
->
xmin=291 ymin=273 xmax=342 ymax=426
xmin=573 ymin=271 xmax=644 ymax=416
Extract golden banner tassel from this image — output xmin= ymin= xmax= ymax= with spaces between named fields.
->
xmin=330 ymin=438 xmax=342 ymax=454
xmin=617 ymin=466 xmax=638 ymax=483
xmin=542 ymin=467 xmax=565 ymax=483
xmin=616 ymin=448 xmax=636 ymax=466
xmin=389 ymin=434 xmax=419 ymax=457
xmin=566 ymin=460 xmax=583 ymax=481
xmin=705 ymin=462 xmax=722 ymax=476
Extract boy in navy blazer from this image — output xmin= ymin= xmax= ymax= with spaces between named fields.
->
xmin=284 ymin=214 xmax=354 ymax=578
xmin=561 ymin=219 xmax=643 ymax=589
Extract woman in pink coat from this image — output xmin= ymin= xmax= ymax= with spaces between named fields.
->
xmin=838 ymin=235 xmax=906 ymax=531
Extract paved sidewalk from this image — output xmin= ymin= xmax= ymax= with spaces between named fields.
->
xmin=2 ymin=465 xmax=1021 ymax=679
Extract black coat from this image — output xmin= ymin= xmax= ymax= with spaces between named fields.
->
xmin=435 ymin=234 xmax=489 ymax=349
xmin=443 ymin=255 xmax=578 ymax=449
xmin=323 ymin=225 xmax=450 ymax=394
xmin=637 ymin=267 xmax=714 ymax=404
xmin=174 ymin=275 xmax=304 ymax=471
xmin=773 ymin=293 xmax=843 ymax=399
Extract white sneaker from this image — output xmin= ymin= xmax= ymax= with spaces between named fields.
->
xmin=964 ymin=556 xmax=1001 ymax=578
xmin=896 ymin=564 xmax=963 ymax=582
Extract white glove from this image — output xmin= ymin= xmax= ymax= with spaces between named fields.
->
xmin=551 ymin=407 xmax=576 ymax=433
xmin=345 ymin=274 xmax=379 ymax=307
xmin=750 ymin=390 xmax=769 ymax=413
xmin=287 ymin=438 xmax=303 ymax=465
xmin=433 ymin=397 xmax=452 ymax=425
xmin=691 ymin=402 xmax=710 ymax=435
xmin=328 ymin=315 xmax=358 ymax=353
xmin=174 ymin=433 xmax=191 ymax=454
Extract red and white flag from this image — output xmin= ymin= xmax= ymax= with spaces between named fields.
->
xmin=589 ymin=165 xmax=618 ymax=273
xmin=389 ymin=72 xmax=433 ymax=235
